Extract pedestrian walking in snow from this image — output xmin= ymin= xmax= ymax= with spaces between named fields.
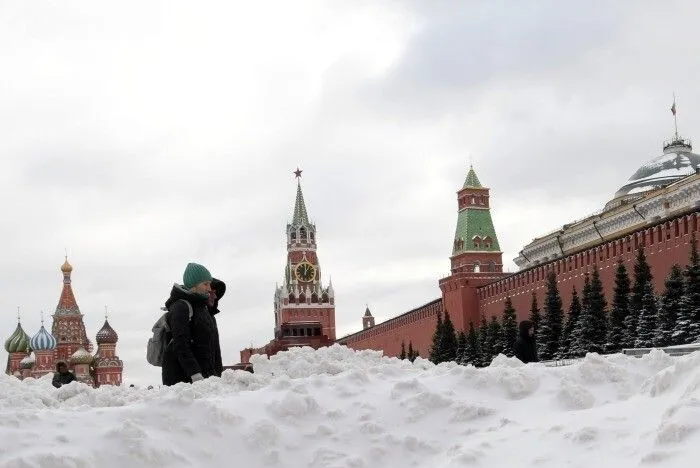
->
xmin=514 ymin=320 xmax=539 ymax=364
xmin=52 ymin=361 xmax=77 ymax=388
xmin=161 ymin=262 xmax=221 ymax=386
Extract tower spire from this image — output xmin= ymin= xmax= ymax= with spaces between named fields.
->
xmin=292 ymin=168 xmax=310 ymax=225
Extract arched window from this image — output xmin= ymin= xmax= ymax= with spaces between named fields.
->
xmin=473 ymin=262 xmax=481 ymax=273
xmin=290 ymin=231 xmax=297 ymax=242
xmin=483 ymin=236 xmax=492 ymax=248
xmin=473 ymin=236 xmax=482 ymax=248
xmin=321 ymin=293 xmax=329 ymax=303
xmin=298 ymin=293 xmax=306 ymax=303
xmin=299 ymin=227 xmax=307 ymax=242
xmin=288 ymin=293 xmax=295 ymax=304
xmin=311 ymin=293 xmax=319 ymax=303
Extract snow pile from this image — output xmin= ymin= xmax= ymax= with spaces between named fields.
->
xmin=1 ymin=345 xmax=700 ymax=467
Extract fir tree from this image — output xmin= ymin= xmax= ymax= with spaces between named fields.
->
xmin=625 ymin=246 xmax=653 ymax=347
xmin=464 ymin=321 xmax=480 ymax=366
xmin=429 ymin=311 xmax=443 ymax=364
xmin=538 ymin=270 xmax=564 ymax=360
xmin=487 ymin=315 xmax=504 ymax=358
xmin=587 ymin=264 xmax=608 ymax=353
xmin=656 ymin=264 xmax=683 ymax=346
xmin=439 ymin=311 xmax=459 ymax=362
xmin=571 ymin=272 xmax=592 ymax=358
xmin=399 ymin=341 xmax=407 ymax=360
xmin=607 ymin=259 xmax=631 ymax=352
xmin=478 ymin=314 xmax=490 ymax=366
xmin=456 ymin=331 xmax=467 ymax=364
xmin=501 ymin=297 xmax=518 ymax=357
xmin=561 ymin=286 xmax=582 ymax=358
xmin=407 ymin=341 xmax=415 ymax=361
xmin=635 ymin=282 xmax=658 ymax=348
xmin=677 ymin=232 xmax=700 ymax=344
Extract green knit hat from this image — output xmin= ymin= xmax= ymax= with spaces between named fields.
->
xmin=183 ymin=263 xmax=212 ymax=289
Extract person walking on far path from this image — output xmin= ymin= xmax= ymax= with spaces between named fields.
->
xmin=514 ymin=320 xmax=539 ymax=364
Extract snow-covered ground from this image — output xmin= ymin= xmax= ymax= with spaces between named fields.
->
xmin=1 ymin=345 xmax=699 ymax=468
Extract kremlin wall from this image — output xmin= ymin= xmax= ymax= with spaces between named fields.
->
xmin=241 ymin=128 xmax=700 ymax=363
xmin=3 ymin=259 xmax=123 ymax=386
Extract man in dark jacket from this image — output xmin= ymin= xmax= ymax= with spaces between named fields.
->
xmin=208 ymin=278 xmax=226 ymax=377
xmin=52 ymin=361 xmax=77 ymax=388
xmin=161 ymin=262 xmax=220 ymax=386
xmin=514 ymin=320 xmax=539 ymax=364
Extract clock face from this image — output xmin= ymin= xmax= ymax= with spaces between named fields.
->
xmin=295 ymin=262 xmax=316 ymax=282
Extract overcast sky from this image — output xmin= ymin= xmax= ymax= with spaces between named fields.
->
xmin=2 ymin=0 xmax=699 ymax=385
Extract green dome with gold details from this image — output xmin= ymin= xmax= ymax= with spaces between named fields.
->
xmin=4 ymin=322 xmax=30 ymax=353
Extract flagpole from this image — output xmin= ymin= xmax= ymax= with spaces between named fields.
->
xmin=672 ymin=94 xmax=678 ymax=140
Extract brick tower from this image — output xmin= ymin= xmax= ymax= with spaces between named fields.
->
xmin=439 ymin=165 xmax=507 ymax=330
xmin=273 ymin=168 xmax=336 ymax=342
xmin=51 ymin=257 xmax=92 ymax=362
xmin=93 ymin=318 xmax=123 ymax=387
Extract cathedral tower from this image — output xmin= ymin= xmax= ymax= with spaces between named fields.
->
xmin=439 ymin=165 xmax=507 ymax=330
xmin=4 ymin=314 xmax=30 ymax=376
xmin=93 ymin=318 xmax=123 ymax=387
xmin=52 ymin=258 xmax=91 ymax=362
xmin=273 ymin=169 xmax=336 ymax=342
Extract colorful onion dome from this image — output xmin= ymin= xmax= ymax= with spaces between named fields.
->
xmin=70 ymin=347 xmax=93 ymax=365
xmin=20 ymin=353 xmax=35 ymax=369
xmin=96 ymin=320 xmax=118 ymax=344
xmin=4 ymin=322 xmax=30 ymax=353
xmin=30 ymin=325 xmax=57 ymax=351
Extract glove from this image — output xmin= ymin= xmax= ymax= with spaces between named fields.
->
xmin=191 ymin=373 xmax=204 ymax=383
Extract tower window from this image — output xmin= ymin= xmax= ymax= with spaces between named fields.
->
xmin=299 ymin=228 xmax=307 ymax=242
xmin=473 ymin=262 xmax=481 ymax=273
xmin=473 ymin=236 xmax=482 ymax=248
xmin=290 ymin=232 xmax=297 ymax=242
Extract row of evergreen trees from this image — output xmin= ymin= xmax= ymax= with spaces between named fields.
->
xmin=399 ymin=233 xmax=700 ymax=366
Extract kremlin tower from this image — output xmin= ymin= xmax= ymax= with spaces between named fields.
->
xmin=238 ymin=169 xmax=336 ymax=364
xmin=3 ymin=257 xmax=124 ymax=387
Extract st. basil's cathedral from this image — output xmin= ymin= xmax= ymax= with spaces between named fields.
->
xmin=3 ymin=258 xmax=123 ymax=387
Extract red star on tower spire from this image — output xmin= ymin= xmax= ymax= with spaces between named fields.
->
xmin=293 ymin=167 xmax=303 ymax=178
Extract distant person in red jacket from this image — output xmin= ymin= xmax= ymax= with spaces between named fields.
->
xmin=514 ymin=320 xmax=539 ymax=364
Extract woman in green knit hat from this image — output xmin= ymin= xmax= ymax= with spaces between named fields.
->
xmin=161 ymin=262 xmax=219 ymax=386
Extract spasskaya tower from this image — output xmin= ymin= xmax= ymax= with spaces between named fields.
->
xmin=273 ymin=168 xmax=336 ymax=341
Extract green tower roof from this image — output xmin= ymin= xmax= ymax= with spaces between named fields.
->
xmin=453 ymin=166 xmax=500 ymax=255
xmin=463 ymin=166 xmax=482 ymax=188
xmin=4 ymin=322 xmax=30 ymax=353
xmin=292 ymin=181 xmax=310 ymax=226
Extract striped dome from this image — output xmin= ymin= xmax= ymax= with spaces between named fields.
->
xmin=4 ymin=322 xmax=30 ymax=353
xmin=70 ymin=347 xmax=93 ymax=365
xmin=30 ymin=325 xmax=57 ymax=351
xmin=20 ymin=353 xmax=35 ymax=369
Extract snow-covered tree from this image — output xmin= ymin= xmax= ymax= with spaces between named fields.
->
xmin=501 ymin=296 xmax=518 ymax=357
xmin=456 ymin=331 xmax=467 ymax=364
xmin=538 ymin=270 xmax=564 ymax=360
xmin=439 ymin=311 xmax=458 ymax=362
xmin=607 ymin=259 xmax=630 ymax=352
xmin=478 ymin=314 xmax=490 ymax=366
xmin=486 ymin=315 xmax=503 ymax=359
xmin=529 ymin=291 xmax=541 ymax=335
xmin=407 ymin=342 xmax=419 ymax=362
xmin=587 ymin=265 xmax=608 ymax=353
xmin=635 ymin=282 xmax=657 ymax=347
xmin=656 ymin=264 xmax=683 ymax=347
xmin=625 ymin=246 xmax=653 ymax=347
xmin=464 ymin=321 xmax=480 ymax=366
xmin=561 ymin=286 xmax=581 ymax=358
xmin=399 ymin=341 xmax=407 ymax=360
xmin=677 ymin=232 xmax=700 ymax=343
xmin=571 ymin=272 xmax=592 ymax=357
xmin=429 ymin=311 xmax=443 ymax=364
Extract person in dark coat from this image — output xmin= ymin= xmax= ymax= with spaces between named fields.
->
xmin=514 ymin=320 xmax=539 ymax=364
xmin=52 ymin=361 xmax=77 ymax=388
xmin=208 ymin=278 xmax=226 ymax=377
xmin=161 ymin=262 xmax=220 ymax=386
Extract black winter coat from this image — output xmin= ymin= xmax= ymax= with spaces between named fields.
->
xmin=514 ymin=320 xmax=539 ymax=364
xmin=208 ymin=278 xmax=226 ymax=378
xmin=161 ymin=284 xmax=220 ymax=386
xmin=52 ymin=371 xmax=77 ymax=388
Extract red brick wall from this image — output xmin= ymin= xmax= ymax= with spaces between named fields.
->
xmin=478 ymin=212 xmax=700 ymax=321
xmin=281 ymin=306 xmax=336 ymax=340
xmin=338 ymin=299 xmax=442 ymax=359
